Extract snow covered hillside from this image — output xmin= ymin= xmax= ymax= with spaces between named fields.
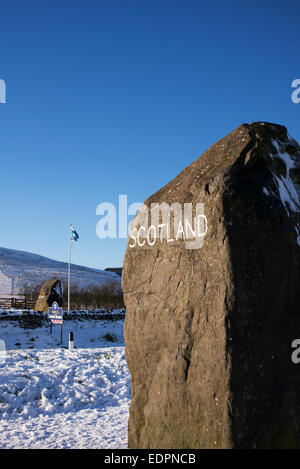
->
xmin=0 ymin=247 xmax=121 ymax=296
xmin=0 ymin=318 xmax=130 ymax=449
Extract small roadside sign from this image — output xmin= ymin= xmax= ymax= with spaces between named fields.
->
xmin=48 ymin=302 xmax=63 ymax=325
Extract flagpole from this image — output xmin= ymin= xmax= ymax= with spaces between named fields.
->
xmin=67 ymin=224 xmax=72 ymax=312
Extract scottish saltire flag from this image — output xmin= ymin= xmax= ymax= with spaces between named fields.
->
xmin=71 ymin=226 xmax=79 ymax=242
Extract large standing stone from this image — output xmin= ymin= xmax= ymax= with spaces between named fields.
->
xmin=34 ymin=279 xmax=63 ymax=312
xmin=123 ymin=122 xmax=300 ymax=449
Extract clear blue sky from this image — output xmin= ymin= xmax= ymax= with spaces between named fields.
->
xmin=0 ymin=0 xmax=299 ymax=269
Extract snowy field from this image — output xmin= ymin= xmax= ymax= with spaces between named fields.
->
xmin=0 ymin=318 xmax=130 ymax=449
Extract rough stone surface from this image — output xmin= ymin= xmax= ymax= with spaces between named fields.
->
xmin=34 ymin=279 xmax=63 ymax=312
xmin=123 ymin=122 xmax=300 ymax=449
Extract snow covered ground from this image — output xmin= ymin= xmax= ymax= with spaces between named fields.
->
xmin=0 ymin=318 xmax=130 ymax=449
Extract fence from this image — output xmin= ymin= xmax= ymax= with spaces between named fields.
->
xmin=0 ymin=297 xmax=36 ymax=310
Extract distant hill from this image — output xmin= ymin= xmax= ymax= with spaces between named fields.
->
xmin=0 ymin=247 xmax=121 ymax=296
xmin=105 ymin=267 xmax=122 ymax=277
